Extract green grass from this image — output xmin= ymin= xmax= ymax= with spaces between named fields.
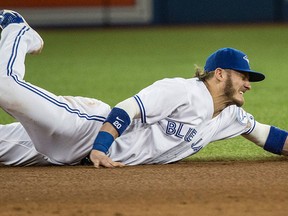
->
xmin=1 ymin=24 xmax=288 ymax=162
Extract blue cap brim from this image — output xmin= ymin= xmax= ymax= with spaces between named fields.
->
xmin=233 ymin=68 xmax=265 ymax=82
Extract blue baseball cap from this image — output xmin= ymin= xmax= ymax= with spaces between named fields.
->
xmin=204 ymin=48 xmax=265 ymax=82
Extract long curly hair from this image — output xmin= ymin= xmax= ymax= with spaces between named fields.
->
xmin=193 ymin=65 xmax=215 ymax=81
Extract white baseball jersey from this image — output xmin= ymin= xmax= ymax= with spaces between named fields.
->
xmin=108 ymin=78 xmax=255 ymax=165
xmin=0 ymin=24 xmax=255 ymax=166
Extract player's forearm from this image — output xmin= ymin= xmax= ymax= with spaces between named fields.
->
xmin=242 ymin=122 xmax=270 ymax=146
xmin=99 ymin=122 xmax=119 ymax=138
xmin=92 ymin=98 xmax=139 ymax=154
xmin=92 ymin=97 xmax=140 ymax=154
xmin=244 ymin=122 xmax=288 ymax=155
xmin=92 ymin=107 xmax=131 ymax=153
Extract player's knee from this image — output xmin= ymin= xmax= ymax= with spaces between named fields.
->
xmin=0 ymin=77 xmax=24 ymax=109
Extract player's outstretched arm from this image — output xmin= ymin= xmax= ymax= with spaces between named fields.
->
xmin=243 ymin=122 xmax=288 ymax=155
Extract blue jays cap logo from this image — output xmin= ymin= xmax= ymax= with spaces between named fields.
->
xmin=243 ymin=55 xmax=249 ymax=64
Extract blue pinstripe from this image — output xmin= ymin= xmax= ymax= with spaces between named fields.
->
xmin=133 ymin=95 xmax=146 ymax=123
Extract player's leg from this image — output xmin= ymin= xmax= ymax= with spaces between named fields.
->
xmin=0 ymin=10 xmax=43 ymax=77
xmin=0 ymin=10 xmax=106 ymax=165
xmin=0 ymin=122 xmax=51 ymax=166
xmin=0 ymin=20 xmax=56 ymax=165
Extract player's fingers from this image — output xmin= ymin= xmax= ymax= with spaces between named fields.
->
xmin=91 ymin=157 xmax=112 ymax=168
xmin=101 ymin=159 xmax=115 ymax=168
xmin=90 ymin=150 xmax=123 ymax=168
xmin=90 ymin=150 xmax=108 ymax=168
xmin=104 ymin=158 xmax=124 ymax=168
xmin=111 ymin=161 xmax=125 ymax=167
xmin=93 ymin=159 xmax=100 ymax=168
xmin=94 ymin=160 xmax=124 ymax=168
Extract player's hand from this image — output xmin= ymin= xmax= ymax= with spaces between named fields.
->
xmin=89 ymin=150 xmax=125 ymax=168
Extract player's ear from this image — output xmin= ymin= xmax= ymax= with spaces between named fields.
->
xmin=214 ymin=68 xmax=226 ymax=82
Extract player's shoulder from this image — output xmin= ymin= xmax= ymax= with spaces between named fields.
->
xmin=156 ymin=77 xmax=201 ymax=88
xmin=147 ymin=77 xmax=208 ymax=101
xmin=160 ymin=77 xmax=211 ymax=106
xmin=156 ymin=77 xmax=188 ymax=83
xmin=222 ymin=105 xmax=254 ymax=125
xmin=223 ymin=105 xmax=245 ymax=116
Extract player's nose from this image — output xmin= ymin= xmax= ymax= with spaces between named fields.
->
xmin=244 ymin=80 xmax=251 ymax=91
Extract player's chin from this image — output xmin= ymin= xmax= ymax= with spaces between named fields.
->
xmin=234 ymin=96 xmax=245 ymax=107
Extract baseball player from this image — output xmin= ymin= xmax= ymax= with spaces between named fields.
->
xmin=0 ymin=10 xmax=287 ymax=167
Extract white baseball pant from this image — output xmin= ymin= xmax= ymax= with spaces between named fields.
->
xmin=0 ymin=24 xmax=110 ymax=166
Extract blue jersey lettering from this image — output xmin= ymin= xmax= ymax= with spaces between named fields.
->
xmin=166 ymin=121 xmax=176 ymax=135
xmin=166 ymin=120 xmax=197 ymax=142
xmin=175 ymin=123 xmax=184 ymax=138
xmin=184 ymin=128 xmax=197 ymax=142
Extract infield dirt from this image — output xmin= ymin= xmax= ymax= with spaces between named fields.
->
xmin=1 ymin=159 xmax=288 ymax=216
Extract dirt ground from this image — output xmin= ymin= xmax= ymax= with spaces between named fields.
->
xmin=1 ymin=159 xmax=288 ymax=216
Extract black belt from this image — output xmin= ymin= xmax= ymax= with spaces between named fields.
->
xmin=80 ymin=153 xmax=93 ymax=165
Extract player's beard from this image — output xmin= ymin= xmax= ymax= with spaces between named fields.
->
xmin=224 ymin=73 xmax=244 ymax=107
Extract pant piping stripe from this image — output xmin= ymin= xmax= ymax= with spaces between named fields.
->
xmin=6 ymin=27 xmax=106 ymax=122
